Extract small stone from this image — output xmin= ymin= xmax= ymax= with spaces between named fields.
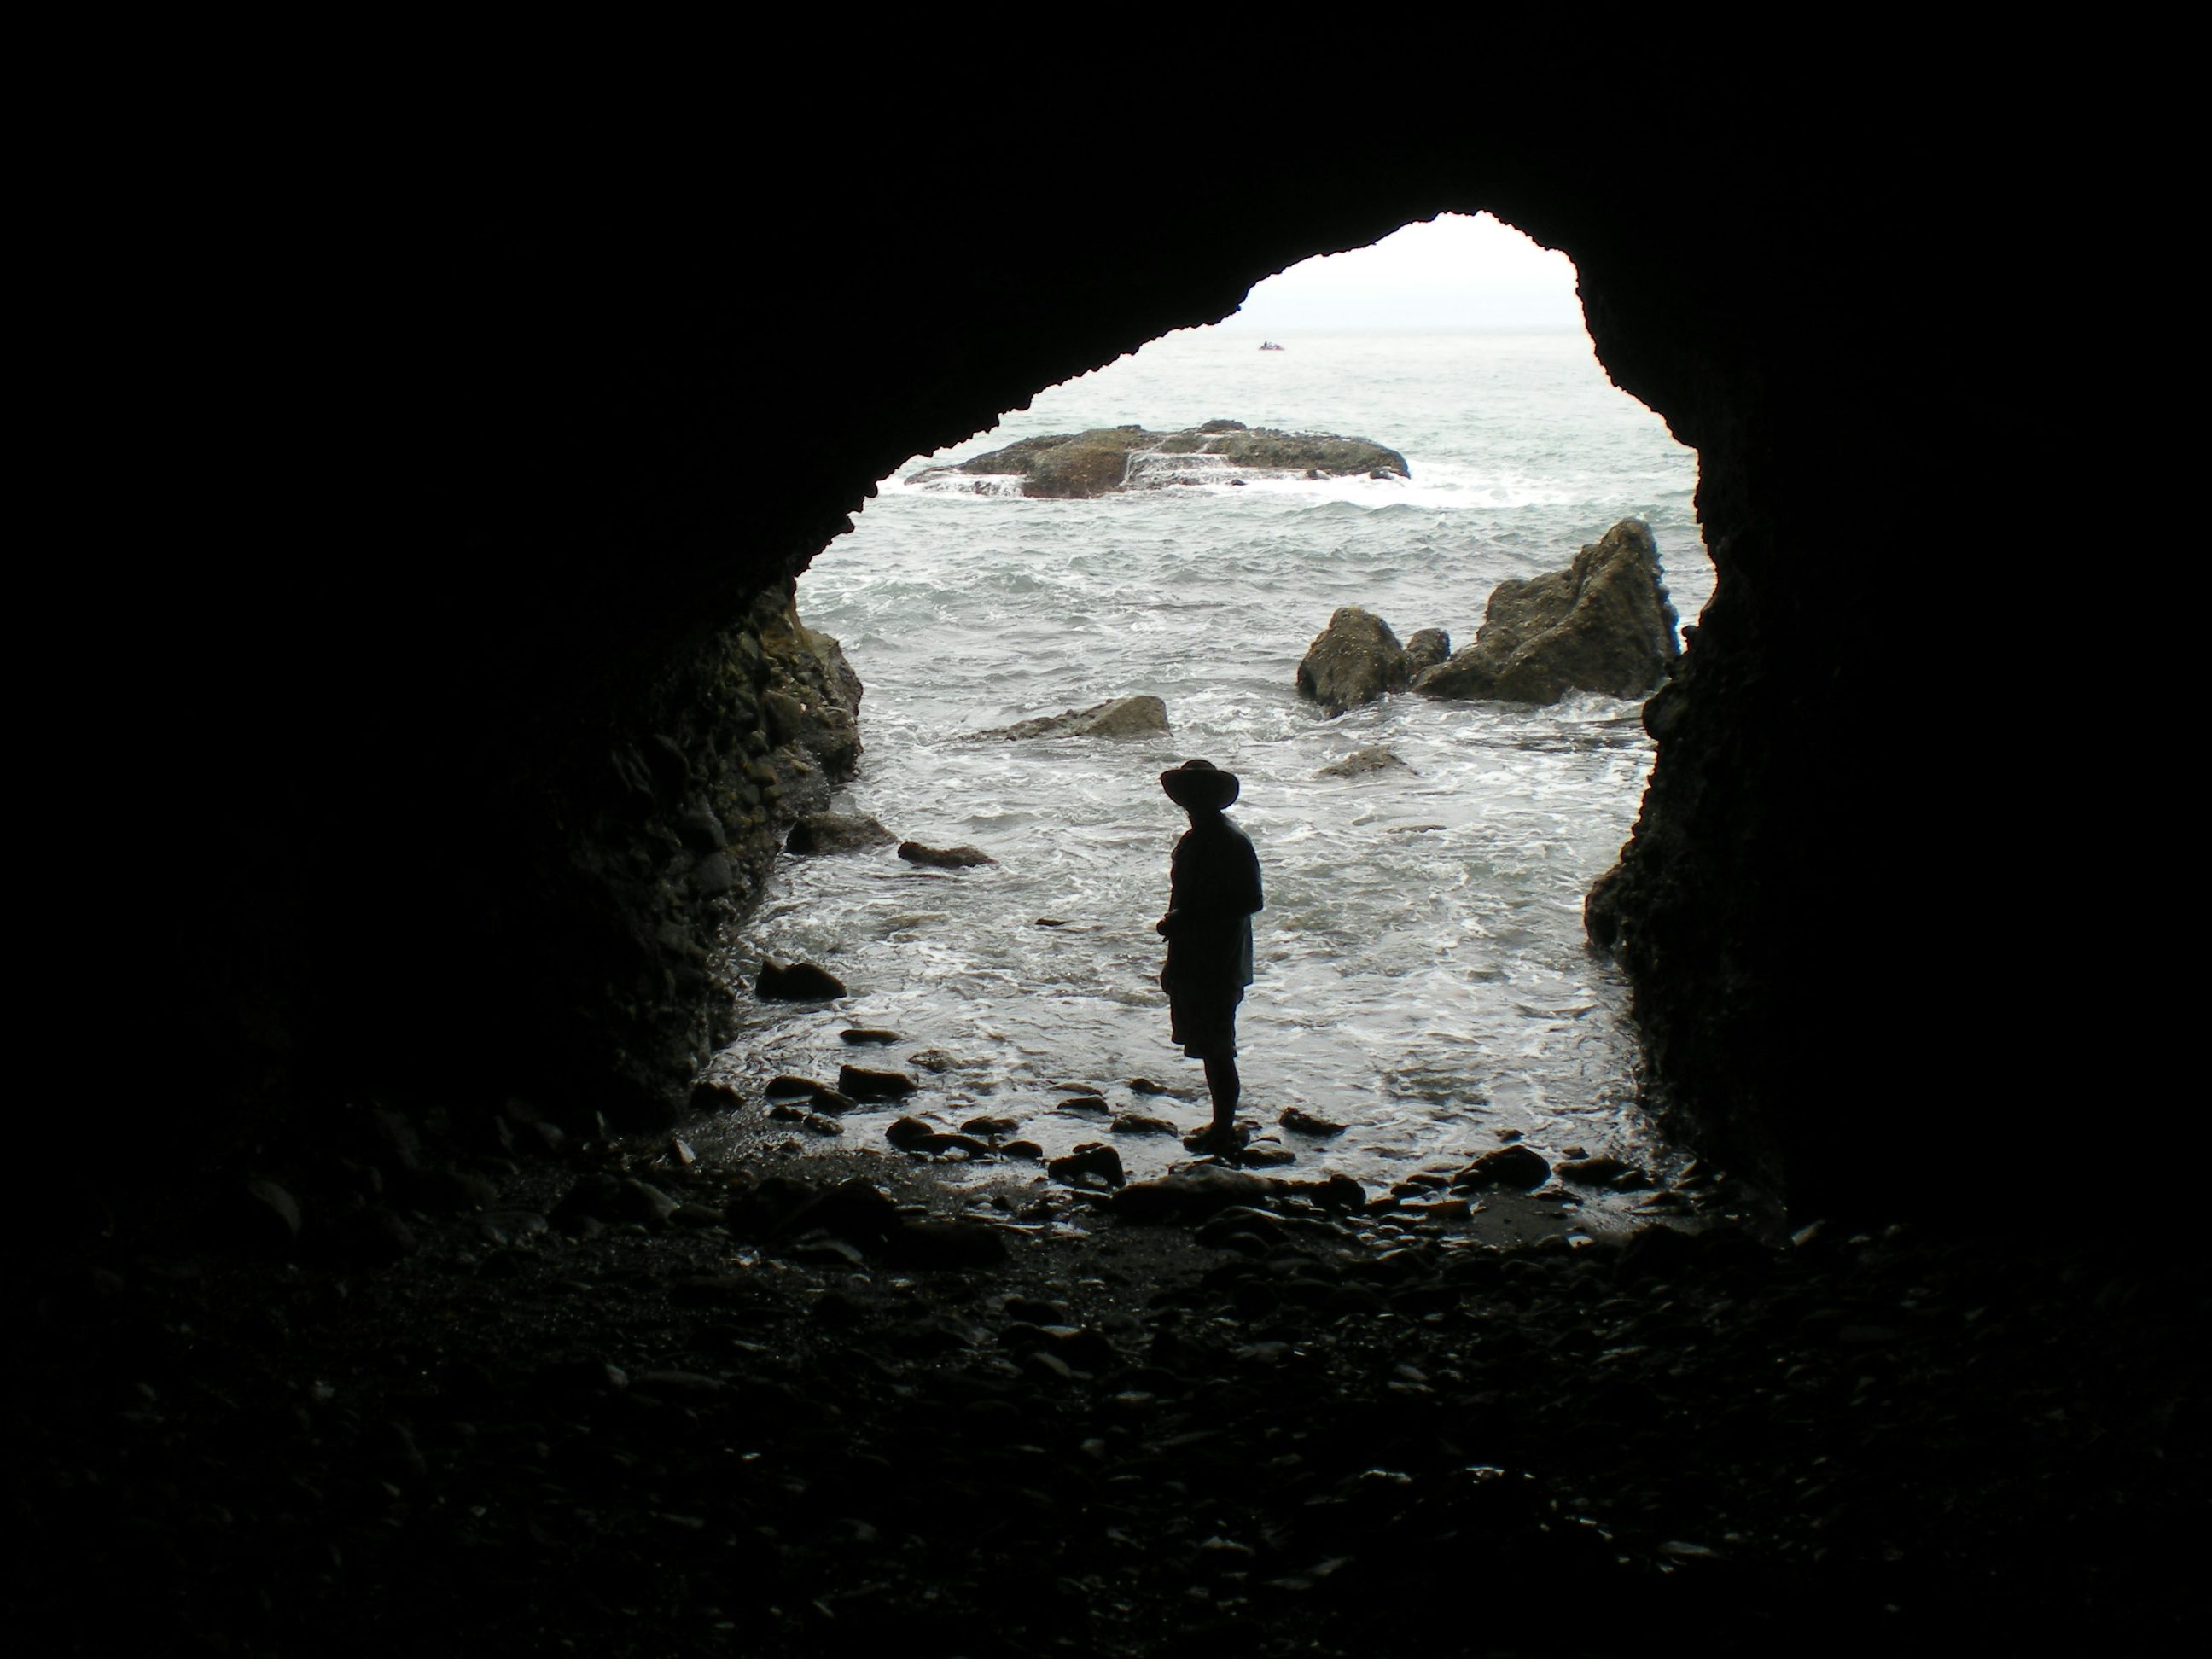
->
xmin=757 ymin=958 xmax=847 ymax=1001
xmin=961 ymin=1115 xmax=1022 ymax=1137
xmin=1111 ymin=1113 xmax=1180 ymax=1137
xmin=839 ymin=1064 xmax=917 ymax=1101
xmin=1048 ymin=1142 xmax=1126 ymax=1190
xmin=840 ymin=1027 xmax=901 ymax=1045
xmin=1057 ymin=1096 xmax=1111 ymax=1118
xmin=1278 ymin=1107 xmax=1347 ymax=1138
xmin=1127 ymin=1078 xmax=1168 ymax=1095
xmin=886 ymin=1116 xmax=940 ymax=1151
xmin=1450 ymin=1145 xmax=1551 ymax=1191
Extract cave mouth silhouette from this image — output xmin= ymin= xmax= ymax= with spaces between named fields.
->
xmin=115 ymin=129 xmax=2103 ymax=1243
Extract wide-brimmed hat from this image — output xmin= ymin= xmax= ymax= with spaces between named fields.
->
xmin=1160 ymin=757 xmax=1240 ymax=811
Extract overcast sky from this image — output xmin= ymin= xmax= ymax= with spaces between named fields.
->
xmin=1220 ymin=212 xmax=1584 ymax=332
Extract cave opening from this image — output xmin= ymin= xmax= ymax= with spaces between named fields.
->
xmin=691 ymin=213 xmax=1724 ymax=1237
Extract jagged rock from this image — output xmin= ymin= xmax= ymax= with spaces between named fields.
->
xmin=1115 ymin=1164 xmax=1274 ymax=1221
xmin=969 ymin=696 xmax=1169 ymax=742
xmin=1415 ymin=519 xmax=1679 ymax=705
xmin=898 ymin=841 xmax=996 ymax=869
xmin=1296 ymin=608 xmax=1407 ymax=713
xmin=915 ymin=421 xmax=1409 ymax=498
xmin=1450 ymin=1145 xmax=1553 ymax=1191
xmin=786 ymin=812 xmax=896 ymax=854
xmin=1316 ymin=747 xmax=1410 ymax=779
xmin=839 ymin=1064 xmax=917 ymax=1101
xmin=1404 ymin=627 xmax=1452 ymax=676
xmin=756 ymin=958 xmax=847 ymax=1001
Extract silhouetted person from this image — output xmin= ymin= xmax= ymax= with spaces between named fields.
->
xmin=1155 ymin=759 xmax=1264 ymax=1152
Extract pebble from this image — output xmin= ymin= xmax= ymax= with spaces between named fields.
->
xmin=840 ymin=1027 xmax=901 ymax=1045
xmin=840 ymin=1065 xmax=917 ymax=1101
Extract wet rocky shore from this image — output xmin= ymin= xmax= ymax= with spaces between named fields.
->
xmin=10 ymin=1103 xmax=2202 ymax=1656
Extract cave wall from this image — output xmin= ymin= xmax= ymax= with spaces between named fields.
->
xmin=122 ymin=121 xmax=2084 ymax=1224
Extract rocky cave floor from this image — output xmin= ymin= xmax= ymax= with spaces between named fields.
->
xmin=9 ymin=1102 xmax=2203 ymax=1658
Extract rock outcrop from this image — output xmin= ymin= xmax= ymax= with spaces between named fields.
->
xmin=1296 ymin=607 xmax=1408 ymax=713
xmin=1416 ymin=520 xmax=1679 ymax=705
xmin=969 ymin=696 xmax=1169 ymax=742
xmin=915 ymin=419 xmax=1408 ymax=498
xmin=786 ymin=812 xmax=896 ymax=855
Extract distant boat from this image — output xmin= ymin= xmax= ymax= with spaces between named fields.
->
xmin=1259 ymin=341 xmax=1285 ymax=352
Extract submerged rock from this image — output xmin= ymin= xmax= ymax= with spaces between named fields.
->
xmin=1296 ymin=607 xmax=1407 ymax=713
xmin=1416 ymin=519 xmax=1679 ymax=705
xmin=915 ymin=420 xmax=1409 ymax=498
xmin=1316 ymin=746 xmax=1411 ymax=779
xmin=969 ymin=696 xmax=1169 ymax=742
xmin=898 ymin=841 xmax=997 ymax=869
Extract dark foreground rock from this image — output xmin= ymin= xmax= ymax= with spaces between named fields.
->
xmin=1416 ymin=518 xmax=1680 ymax=705
xmin=969 ymin=696 xmax=1170 ymax=742
xmin=916 ymin=419 xmax=1410 ymax=498
xmin=18 ymin=1133 xmax=2197 ymax=1658
xmin=1296 ymin=606 xmax=1408 ymax=713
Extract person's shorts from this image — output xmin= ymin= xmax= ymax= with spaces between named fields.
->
xmin=1167 ymin=986 xmax=1243 ymax=1060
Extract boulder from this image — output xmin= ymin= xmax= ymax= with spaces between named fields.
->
xmin=786 ymin=812 xmax=895 ymax=855
xmin=914 ymin=421 xmax=1409 ymax=498
xmin=898 ymin=841 xmax=996 ymax=869
xmin=1415 ymin=519 xmax=1679 ymax=705
xmin=1296 ymin=608 xmax=1407 ymax=713
xmin=755 ymin=958 xmax=847 ymax=1001
xmin=1316 ymin=746 xmax=1410 ymax=779
xmin=969 ymin=696 xmax=1169 ymax=742
xmin=1404 ymin=628 xmax=1452 ymax=676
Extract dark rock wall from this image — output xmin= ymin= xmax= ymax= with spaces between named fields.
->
xmin=117 ymin=118 xmax=2095 ymax=1224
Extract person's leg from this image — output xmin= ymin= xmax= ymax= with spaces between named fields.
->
xmin=1203 ymin=1056 xmax=1239 ymax=1131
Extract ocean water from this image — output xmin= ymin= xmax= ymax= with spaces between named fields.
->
xmin=702 ymin=326 xmax=1714 ymax=1216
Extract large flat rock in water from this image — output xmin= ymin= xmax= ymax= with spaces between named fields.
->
xmin=914 ymin=419 xmax=1409 ymax=498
